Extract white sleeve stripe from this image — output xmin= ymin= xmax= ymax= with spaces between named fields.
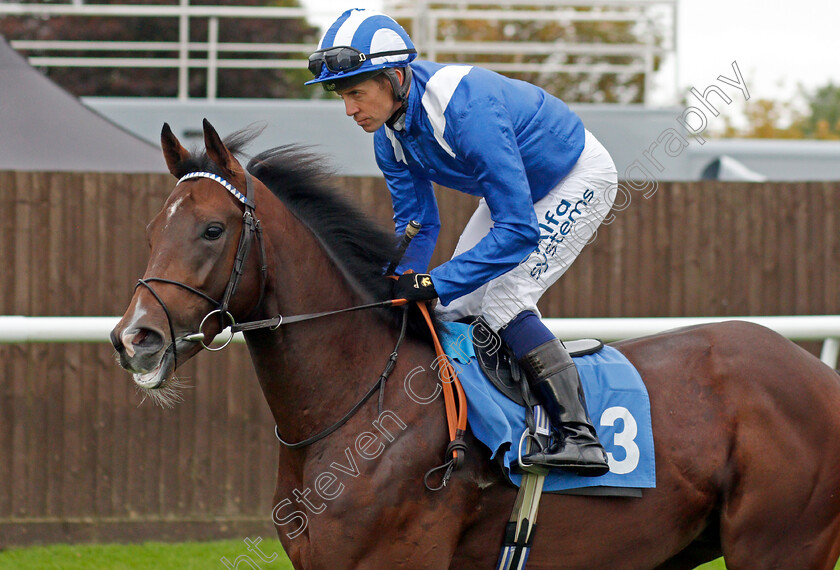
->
xmin=420 ymin=65 xmax=473 ymax=159
xmin=384 ymin=126 xmax=407 ymax=165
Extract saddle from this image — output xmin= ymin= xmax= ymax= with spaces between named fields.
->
xmin=466 ymin=316 xmax=603 ymax=406
xmin=441 ymin=318 xmax=653 ymax=498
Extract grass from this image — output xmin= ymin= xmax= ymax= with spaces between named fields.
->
xmin=698 ymin=558 xmax=840 ymax=570
xmin=0 ymin=539 xmax=294 ymax=570
xmin=696 ymin=560 xmax=727 ymax=570
xmin=0 ymin=543 xmax=836 ymax=569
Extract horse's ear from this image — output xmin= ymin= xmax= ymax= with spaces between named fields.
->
xmin=161 ymin=123 xmax=190 ymax=178
xmin=203 ymin=118 xmax=243 ymax=178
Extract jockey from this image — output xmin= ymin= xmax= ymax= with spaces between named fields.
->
xmin=306 ymin=9 xmax=617 ymax=476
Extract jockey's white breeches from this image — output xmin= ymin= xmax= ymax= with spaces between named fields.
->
xmin=437 ymin=129 xmax=618 ymax=331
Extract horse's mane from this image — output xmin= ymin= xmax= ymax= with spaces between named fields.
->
xmin=248 ymin=145 xmax=398 ymax=301
xmin=173 ymin=128 xmax=438 ymax=338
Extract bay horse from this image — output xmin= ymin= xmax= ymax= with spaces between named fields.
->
xmin=111 ymin=120 xmax=840 ymax=569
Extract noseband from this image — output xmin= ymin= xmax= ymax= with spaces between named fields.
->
xmin=136 ymin=170 xmax=267 ymax=368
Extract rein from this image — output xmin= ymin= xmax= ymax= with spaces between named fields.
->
xmin=230 ymin=298 xmax=407 ymax=333
xmin=274 ymin=305 xmax=410 ymax=449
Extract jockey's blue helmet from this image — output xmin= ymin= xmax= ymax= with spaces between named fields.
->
xmin=305 ymin=9 xmax=417 ymax=93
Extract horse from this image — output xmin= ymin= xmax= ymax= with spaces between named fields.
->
xmin=111 ymin=119 xmax=840 ymax=569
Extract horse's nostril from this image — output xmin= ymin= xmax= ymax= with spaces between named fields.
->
xmin=120 ymin=327 xmax=165 ymax=357
xmin=134 ymin=328 xmax=164 ymax=350
xmin=133 ymin=329 xmax=149 ymax=346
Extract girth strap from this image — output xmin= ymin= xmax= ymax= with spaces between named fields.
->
xmin=497 ymin=431 xmax=548 ymax=570
xmin=497 ymin=469 xmax=546 ymax=570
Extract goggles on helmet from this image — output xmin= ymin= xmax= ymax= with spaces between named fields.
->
xmin=308 ymin=46 xmax=416 ymax=78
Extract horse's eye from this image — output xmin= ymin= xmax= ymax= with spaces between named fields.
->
xmin=203 ymin=225 xmax=224 ymax=240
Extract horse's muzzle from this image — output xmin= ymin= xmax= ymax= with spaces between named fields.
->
xmin=111 ymin=325 xmax=166 ymax=373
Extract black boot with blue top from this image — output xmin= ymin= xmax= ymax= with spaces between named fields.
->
xmin=500 ymin=311 xmax=610 ymax=476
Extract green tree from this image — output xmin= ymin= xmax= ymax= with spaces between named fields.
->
xmin=798 ymin=82 xmax=840 ymax=140
xmin=0 ymin=0 xmax=319 ymax=98
xmin=720 ymin=82 xmax=840 ymax=140
xmin=721 ymin=98 xmax=805 ymax=139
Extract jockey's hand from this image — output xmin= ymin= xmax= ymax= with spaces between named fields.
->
xmin=393 ymin=273 xmax=438 ymax=302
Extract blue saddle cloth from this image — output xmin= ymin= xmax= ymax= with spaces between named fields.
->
xmin=440 ymin=322 xmax=656 ymax=492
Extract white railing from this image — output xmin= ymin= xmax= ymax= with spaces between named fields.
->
xmin=2 ymin=315 xmax=839 ymax=368
xmin=388 ymin=0 xmax=676 ymax=103
xmin=2 ymin=0 xmax=676 ymax=103
xmin=1 ymin=2 xmax=314 ymax=101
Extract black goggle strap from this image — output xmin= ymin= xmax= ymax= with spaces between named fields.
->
xmin=309 ymin=47 xmax=416 ymax=75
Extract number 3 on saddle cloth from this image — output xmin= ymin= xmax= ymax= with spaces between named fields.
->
xmin=439 ymin=321 xmax=656 ymax=493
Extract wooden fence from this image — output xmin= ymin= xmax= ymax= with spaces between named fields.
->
xmin=1 ymin=172 xmax=838 ymax=546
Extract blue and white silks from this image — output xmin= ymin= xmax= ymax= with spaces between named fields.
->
xmin=375 ymin=61 xmax=586 ymax=306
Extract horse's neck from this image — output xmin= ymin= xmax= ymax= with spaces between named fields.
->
xmin=248 ymin=208 xmax=416 ymax=446
xmin=244 ymin=205 xmax=477 ymax=561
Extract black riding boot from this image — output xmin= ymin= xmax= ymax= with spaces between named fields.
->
xmin=518 ymin=339 xmax=609 ymax=476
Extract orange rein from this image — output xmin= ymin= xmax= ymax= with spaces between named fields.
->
xmin=389 ymin=265 xmax=468 ymax=481
xmin=416 ymin=300 xmax=469 ymax=468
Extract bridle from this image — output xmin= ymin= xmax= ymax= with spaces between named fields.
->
xmin=135 ymin=170 xmax=267 ymax=369
xmin=133 ymin=168 xmax=410 ymax=449
xmin=132 ymin=167 xmax=465 ymax=488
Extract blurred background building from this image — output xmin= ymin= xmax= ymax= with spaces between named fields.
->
xmin=2 ymin=0 xmax=839 ymax=180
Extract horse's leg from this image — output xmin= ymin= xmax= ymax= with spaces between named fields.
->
xmin=275 ymin=460 xmax=472 ymax=569
xmin=709 ymin=325 xmax=840 ymax=569
xmin=611 ymin=322 xmax=840 ymax=570
xmin=719 ymin=431 xmax=840 ymax=570
xmin=720 ymin=463 xmax=840 ymax=570
xmin=652 ymin=521 xmax=723 ymax=570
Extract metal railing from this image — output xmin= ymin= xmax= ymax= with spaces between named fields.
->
xmin=2 ymin=0 xmax=676 ymax=102
xmin=2 ymin=315 xmax=839 ymax=368
xmin=390 ymin=0 xmax=676 ymax=103
xmin=1 ymin=1 xmax=315 ymax=101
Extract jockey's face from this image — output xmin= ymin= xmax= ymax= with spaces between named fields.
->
xmin=337 ymin=70 xmax=403 ymax=133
